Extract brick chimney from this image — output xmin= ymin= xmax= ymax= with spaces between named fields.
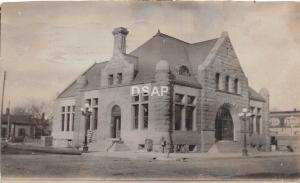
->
xmin=112 ymin=27 xmax=129 ymax=56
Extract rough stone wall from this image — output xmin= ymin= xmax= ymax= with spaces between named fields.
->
xmin=198 ymin=34 xmax=249 ymax=151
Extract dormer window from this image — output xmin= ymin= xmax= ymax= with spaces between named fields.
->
xmin=176 ymin=65 xmax=190 ymax=76
xmin=117 ymin=73 xmax=122 ymax=84
xmin=108 ymin=74 xmax=114 ymax=85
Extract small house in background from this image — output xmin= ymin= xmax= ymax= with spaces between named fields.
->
xmin=1 ymin=109 xmax=51 ymax=142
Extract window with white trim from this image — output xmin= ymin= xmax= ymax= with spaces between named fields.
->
xmin=174 ymin=93 xmax=196 ymax=131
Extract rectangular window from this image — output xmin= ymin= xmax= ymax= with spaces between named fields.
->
xmin=66 ymin=113 xmax=70 ymax=131
xmin=93 ymin=107 xmax=98 ymax=130
xmin=187 ymin=96 xmax=195 ymax=105
xmin=61 ymin=114 xmax=65 ymax=131
xmin=250 ymin=107 xmax=255 ymax=113
xmin=132 ymin=94 xmax=139 ymax=102
xmin=108 ymin=74 xmax=114 ymax=85
xmin=225 ymin=76 xmax=230 ymax=92
xmin=215 ymin=73 xmax=220 ymax=90
xmin=86 ymin=99 xmax=91 ymax=106
xmin=132 ymin=104 xmax=139 ymax=129
xmin=142 ymin=92 xmax=149 ymax=101
xmin=257 ymin=108 xmax=261 ymax=115
xmin=87 ymin=115 xmax=91 ymax=130
xmin=117 ymin=73 xmax=122 ymax=84
xmin=1 ymin=128 xmax=7 ymax=138
xmin=249 ymin=116 xmax=254 ymax=135
xmin=186 ymin=106 xmax=194 ymax=131
xmin=18 ymin=128 xmax=25 ymax=137
xmin=62 ymin=106 xmax=65 ymax=112
xmin=72 ymin=113 xmax=75 ymax=131
xmin=234 ymin=78 xmax=239 ymax=93
xmin=93 ymin=98 xmax=98 ymax=106
xmin=256 ymin=116 xmax=261 ymax=134
xmin=142 ymin=104 xmax=148 ymax=129
xmin=175 ymin=104 xmax=183 ymax=130
xmin=67 ymin=106 xmax=71 ymax=112
xmin=175 ymin=93 xmax=184 ymax=103
xmin=72 ymin=106 xmax=75 ymax=112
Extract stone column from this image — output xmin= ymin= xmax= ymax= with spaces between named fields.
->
xmin=260 ymin=88 xmax=271 ymax=151
xmin=149 ymin=60 xmax=173 ymax=150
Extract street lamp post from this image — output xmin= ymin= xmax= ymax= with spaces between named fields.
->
xmin=81 ymin=103 xmax=92 ymax=153
xmin=238 ymin=108 xmax=253 ymax=156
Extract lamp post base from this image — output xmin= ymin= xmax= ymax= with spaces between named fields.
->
xmin=242 ymin=149 xmax=248 ymax=156
xmin=82 ymin=145 xmax=89 ymax=153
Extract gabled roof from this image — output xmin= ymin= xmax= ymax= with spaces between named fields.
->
xmin=129 ymin=32 xmax=217 ymax=86
xmin=58 ymin=61 xmax=108 ymax=98
xmin=248 ymin=87 xmax=265 ymax=102
xmin=58 ymin=31 xmax=217 ymax=98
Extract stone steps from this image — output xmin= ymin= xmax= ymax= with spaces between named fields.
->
xmin=89 ymin=138 xmax=131 ymax=152
xmin=208 ymin=140 xmax=258 ymax=154
xmin=107 ymin=141 xmax=131 ymax=152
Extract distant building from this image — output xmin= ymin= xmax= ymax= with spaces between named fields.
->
xmin=269 ymin=109 xmax=300 ymax=136
xmin=52 ymin=27 xmax=270 ymax=152
xmin=1 ymin=109 xmax=51 ymax=140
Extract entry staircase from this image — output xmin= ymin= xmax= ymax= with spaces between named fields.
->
xmin=87 ymin=130 xmax=96 ymax=143
xmin=88 ymin=137 xmax=131 ymax=152
xmin=208 ymin=140 xmax=258 ymax=154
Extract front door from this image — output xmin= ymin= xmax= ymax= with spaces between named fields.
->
xmin=111 ymin=105 xmax=121 ymax=138
xmin=215 ymin=106 xmax=234 ymax=141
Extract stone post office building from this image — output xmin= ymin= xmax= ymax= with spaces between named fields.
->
xmin=52 ymin=27 xmax=270 ymax=152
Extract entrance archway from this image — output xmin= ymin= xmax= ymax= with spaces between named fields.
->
xmin=215 ymin=105 xmax=234 ymax=141
xmin=111 ymin=105 xmax=121 ymax=138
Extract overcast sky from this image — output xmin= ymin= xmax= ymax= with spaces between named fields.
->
xmin=1 ymin=1 xmax=300 ymax=111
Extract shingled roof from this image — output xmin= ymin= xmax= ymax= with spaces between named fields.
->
xmin=58 ymin=31 xmax=217 ymax=98
xmin=129 ymin=32 xmax=217 ymax=84
xmin=58 ymin=61 xmax=108 ymax=98
xmin=57 ymin=30 xmax=265 ymax=102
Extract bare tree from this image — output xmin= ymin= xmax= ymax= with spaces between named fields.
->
xmin=11 ymin=99 xmax=53 ymax=119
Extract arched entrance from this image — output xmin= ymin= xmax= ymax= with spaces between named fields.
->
xmin=111 ymin=105 xmax=121 ymax=138
xmin=215 ymin=105 xmax=234 ymax=141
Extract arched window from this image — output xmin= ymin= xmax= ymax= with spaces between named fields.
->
xmin=234 ymin=78 xmax=239 ymax=93
xmin=225 ymin=75 xmax=230 ymax=92
xmin=176 ymin=65 xmax=190 ymax=76
xmin=215 ymin=73 xmax=220 ymax=90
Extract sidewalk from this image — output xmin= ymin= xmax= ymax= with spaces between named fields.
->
xmin=86 ymin=150 xmax=300 ymax=160
xmin=3 ymin=143 xmax=82 ymax=155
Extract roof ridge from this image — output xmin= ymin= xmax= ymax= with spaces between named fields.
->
xmin=57 ymin=62 xmax=106 ymax=99
xmin=154 ymin=31 xmax=190 ymax=45
xmin=191 ymin=38 xmax=219 ymax=45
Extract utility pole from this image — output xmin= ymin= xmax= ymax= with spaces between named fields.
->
xmin=6 ymin=101 xmax=10 ymax=139
xmin=0 ymin=71 xmax=6 ymax=138
xmin=1 ymin=71 xmax=6 ymax=115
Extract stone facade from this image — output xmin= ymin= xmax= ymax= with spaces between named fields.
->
xmin=52 ymin=27 xmax=270 ymax=152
